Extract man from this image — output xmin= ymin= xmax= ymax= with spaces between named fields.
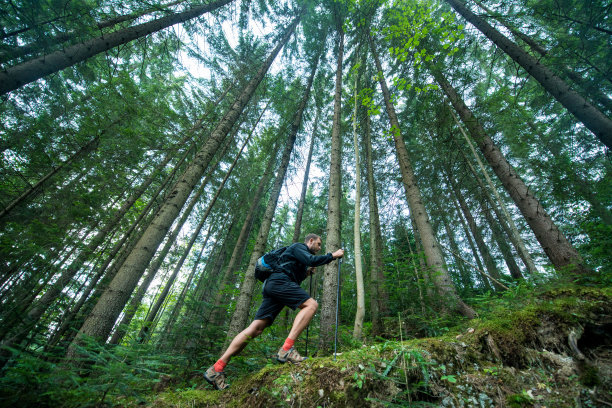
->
xmin=204 ymin=233 xmax=344 ymax=390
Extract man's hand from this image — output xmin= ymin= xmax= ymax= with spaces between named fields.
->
xmin=332 ymin=249 xmax=344 ymax=259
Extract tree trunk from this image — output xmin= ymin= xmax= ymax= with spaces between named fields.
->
xmin=352 ymin=71 xmax=365 ymax=340
xmin=433 ymin=68 xmax=589 ymax=276
xmin=0 ymin=0 xmax=186 ymax=63
xmin=225 ymin=48 xmax=318 ymax=345
xmin=445 ymin=0 xmax=612 ymax=148
xmin=451 ymin=120 xmax=538 ymax=274
xmin=209 ymin=150 xmax=276 ymax=327
xmin=47 ymin=130 xmax=202 ymax=346
xmin=137 ymin=129 xmax=254 ymax=342
xmin=181 ymin=235 xmax=231 ymax=352
xmin=368 ymin=32 xmax=476 ymax=318
xmin=402 ymin=225 xmax=427 ymax=314
xmin=472 ymin=0 xmax=612 ymax=113
xmin=364 ymin=97 xmax=386 ymax=335
xmin=46 ymin=208 xmax=160 ymax=349
xmin=442 ymin=220 xmax=472 ymax=291
xmin=446 ymin=172 xmax=506 ymax=291
xmin=449 ymin=191 xmax=493 ymax=291
xmin=292 ymin=107 xmax=319 ymax=244
xmin=0 ymin=139 xmax=186 ymax=349
xmin=0 ymin=0 xmax=234 ymax=95
xmin=103 ymin=133 xmax=236 ymax=346
xmin=481 ymin=200 xmax=523 ymax=280
xmin=455 ymin=135 xmax=531 ymax=278
xmin=319 ymin=30 xmax=345 ymax=353
xmin=0 ymin=135 xmax=101 ymax=221
xmin=66 ymin=17 xmax=301 ymax=357
xmin=448 ymin=107 xmax=538 ymax=275
xmin=137 ymin=223 xmax=216 ymax=344
xmin=159 ymin=222 xmax=213 ymax=342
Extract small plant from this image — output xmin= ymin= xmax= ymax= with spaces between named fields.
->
xmin=353 ymin=372 xmax=366 ymax=389
xmin=507 ymin=390 xmax=534 ymax=407
xmin=440 ymin=375 xmax=457 ymax=383
xmin=483 ymin=366 xmax=500 ymax=376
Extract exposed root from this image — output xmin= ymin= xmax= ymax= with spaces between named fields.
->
xmin=485 ymin=333 xmax=502 ymax=362
xmin=568 ymin=326 xmax=586 ymax=361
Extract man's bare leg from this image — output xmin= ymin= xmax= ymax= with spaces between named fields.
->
xmin=276 ymin=298 xmax=318 ymax=362
xmin=287 ymin=298 xmax=318 ymax=341
xmin=204 ymin=319 xmax=270 ymax=389
xmin=219 ymin=318 xmax=269 ymax=363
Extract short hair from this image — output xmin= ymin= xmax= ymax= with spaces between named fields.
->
xmin=304 ymin=233 xmax=321 ymax=243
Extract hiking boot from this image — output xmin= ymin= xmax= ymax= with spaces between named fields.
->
xmin=275 ymin=346 xmax=307 ymax=364
xmin=204 ymin=365 xmax=229 ymax=390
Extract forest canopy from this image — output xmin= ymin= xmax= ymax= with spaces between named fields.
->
xmin=0 ymin=0 xmax=610 ymax=406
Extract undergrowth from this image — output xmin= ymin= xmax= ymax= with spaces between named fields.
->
xmin=1 ymin=280 xmax=610 ymax=407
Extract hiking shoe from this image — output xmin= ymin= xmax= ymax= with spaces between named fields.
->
xmin=204 ymin=365 xmax=229 ymax=390
xmin=275 ymin=346 xmax=307 ymax=364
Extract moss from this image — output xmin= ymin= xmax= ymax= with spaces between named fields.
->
xmin=152 ymin=389 xmax=221 ymax=408
xmin=145 ymin=286 xmax=611 ymax=407
xmin=506 ymin=391 xmax=534 ymax=407
xmin=579 ymin=364 xmax=600 ymax=387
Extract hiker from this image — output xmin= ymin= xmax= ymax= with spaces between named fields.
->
xmin=204 ymin=233 xmax=344 ymax=390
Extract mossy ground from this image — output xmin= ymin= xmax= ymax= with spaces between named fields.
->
xmin=148 ymin=286 xmax=612 ymax=407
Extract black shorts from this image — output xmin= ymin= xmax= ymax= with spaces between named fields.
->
xmin=253 ymin=273 xmax=310 ymax=323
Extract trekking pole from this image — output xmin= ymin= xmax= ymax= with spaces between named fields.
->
xmin=334 ymin=254 xmax=342 ymax=361
xmin=305 ymin=273 xmax=313 ymax=356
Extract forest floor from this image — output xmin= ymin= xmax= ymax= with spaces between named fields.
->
xmin=147 ymin=286 xmax=612 ymax=408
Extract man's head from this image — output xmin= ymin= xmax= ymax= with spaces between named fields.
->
xmin=304 ymin=233 xmax=322 ymax=254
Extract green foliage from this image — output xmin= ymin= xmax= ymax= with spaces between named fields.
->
xmin=507 ymin=390 xmax=535 ymax=407
xmin=0 ymin=339 xmax=183 ymax=407
xmin=579 ymin=364 xmax=600 ymax=387
xmin=1 ymin=0 xmax=611 ymax=406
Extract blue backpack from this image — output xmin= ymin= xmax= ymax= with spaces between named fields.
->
xmin=255 ymin=246 xmax=288 ymax=282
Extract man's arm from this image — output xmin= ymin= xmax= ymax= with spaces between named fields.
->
xmin=292 ymin=244 xmax=335 ymax=267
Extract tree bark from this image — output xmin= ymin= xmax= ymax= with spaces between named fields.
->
xmin=433 ymin=68 xmax=589 ymax=276
xmin=0 ymin=0 xmax=186 ymax=63
xmin=0 ymin=135 xmax=100 ymax=221
xmin=446 ymin=171 xmax=506 ymax=291
xmin=0 ymin=0 xmax=234 ymax=95
xmin=67 ymin=17 xmax=301 ymax=355
xmin=209 ymin=150 xmax=276 ymax=327
xmin=364 ymin=97 xmax=386 ymax=335
xmin=448 ymin=107 xmax=538 ymax=275
xmin=472 ymin=0 xmax=612 ymax=113
xmin=137 ymin=128 xmax=254 ymax=342
xmin=319 ymin=30 xmax=345 ymax=353
xmin=351 ymin=70 xmax=365 ymax=340
xmin=442 ymin=220 xmax=472 ymax=291
xmin=225 ymin=48 xmax=318 ymax=345
xmin=480 ymin=200 xmax=523 ymax=280
xmin=369 ymin=32 xmax=476 ymax=318
xmin=445 ymin=0 xmax=612 ymax=148
xmin=0 ymin=139 xmax=185 ymax=349
xmin=292 ymin=107 xmax=319 ymax=244
xmin=101 ymin=132 xmax=236 ymax=346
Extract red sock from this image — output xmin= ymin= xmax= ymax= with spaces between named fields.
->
xmin=282 ymin=337 xmax=295 ymax=351
xmin=213 ymin=359 xmax=227 ymax=372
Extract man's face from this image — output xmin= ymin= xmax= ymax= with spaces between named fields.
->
xmin=307 ymin=237 xmax=322 ymax=254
